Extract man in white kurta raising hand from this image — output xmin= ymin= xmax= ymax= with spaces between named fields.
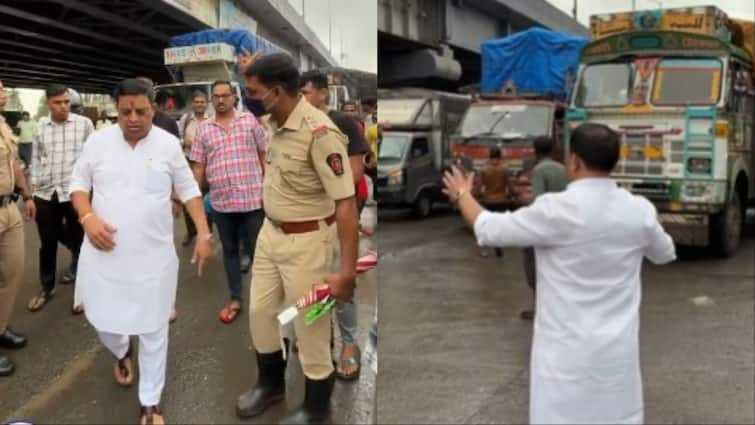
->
xmin=443 ymin=122 xmax=676 ymax=425
xmin=69 ymin=78 xmax=212 ymax=425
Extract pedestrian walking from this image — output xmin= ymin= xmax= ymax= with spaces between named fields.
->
xmin=15 ymin=111 xmax=36 ymax=169
xmin=442 ymin=123 xmax=676 ymax=424
xmin=300 ymin=70 xmax=369 ymax=381
xmin=519 ymin=136 xmax=568 ymax=320
xmin=178 ymin=90 xmax=213 ymax=246
xmin=235 ymin=53 xmax=358 ymax=424
xmin=190 ymin=80 xmax=267 ymax=324
xmin=69 ymin=78 xmax=212 ymax=425
xmin=0 ymin=79 xmax=36 ymax=377
xmin=476 ymin=146 xmax=509 ymax=258
xmin=27 ymin=84 xmax=94 ymax=313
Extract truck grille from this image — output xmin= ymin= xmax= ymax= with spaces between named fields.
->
xmin=619 ymin=181 xmax=672 ymax=201
xmin=613 ymin=133 xmax=684 ymax=177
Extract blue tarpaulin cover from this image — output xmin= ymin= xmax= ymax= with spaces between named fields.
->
xmin=168 ymin=30 xmax=286 ymax=116
xmin=169 ymin=29 xmax=283 ymax=55
xmin=480 ymin=28 xmax=588 ymax=98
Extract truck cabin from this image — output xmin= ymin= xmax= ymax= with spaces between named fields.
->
xmin=454 ymin=96 xmax=565 ymax=174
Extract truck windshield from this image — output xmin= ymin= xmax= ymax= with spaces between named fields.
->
xmin=379 ymin=134 xmax=410 ymax=161
xmin=154 ymin=84 xmax=211 ymax=119
xmin=651 ymin=59 xmax=722 ymax=105
xmin=459 ymin=104 xmax=550 ymax=139
xmin=574 ymin=62 xmax=633 ymax=107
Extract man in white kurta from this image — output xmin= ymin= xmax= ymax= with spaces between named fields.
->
xmin=69 ymin=78 xmax=211 ymax=425
xmin=443 ymin=123 xmax=676 ymax=424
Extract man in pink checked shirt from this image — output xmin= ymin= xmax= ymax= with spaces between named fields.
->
xmin=190 ymin=80 xmax=268 ymax=324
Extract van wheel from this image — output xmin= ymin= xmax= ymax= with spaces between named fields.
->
xmin=711 ymin=190 xmax=742 ymax=258
xmin=412 ymin=191 xmax=432 ymax=219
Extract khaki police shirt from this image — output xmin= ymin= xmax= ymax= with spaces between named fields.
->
xmin=262 ymin=98 xmax=354 ymax=222
xmin=0 ymin=115 xmax=17 ymax=195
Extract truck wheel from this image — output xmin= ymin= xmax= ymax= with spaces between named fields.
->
xmin=412 ymin=191 xmax=433 ymax=219
xmin=711 ymin=190 xmax=743 ymax=258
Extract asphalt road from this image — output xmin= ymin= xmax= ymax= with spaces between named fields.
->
xmin=0 ymin=212 xmax=376 ymax=424
xmin=376 ymin=206 xmax=755 ymax=424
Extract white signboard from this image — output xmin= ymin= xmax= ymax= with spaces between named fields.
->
xmin=164 ymin=43 xmax=236 ymax=66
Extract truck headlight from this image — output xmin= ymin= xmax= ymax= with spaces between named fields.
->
xmin=687 ymin=157 xmax=711 ymax=174
xmin=683 ymin=183 xmax=709 ymax=199
xmin=387 ymin=169 xmax=403 ymax=186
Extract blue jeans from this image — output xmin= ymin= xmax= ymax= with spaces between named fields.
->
xmin=213 ymin=209 xmax=264 ymax=301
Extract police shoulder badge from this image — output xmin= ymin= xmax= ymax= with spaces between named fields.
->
xmin=327 ymin=153 xmax=344 ymax=176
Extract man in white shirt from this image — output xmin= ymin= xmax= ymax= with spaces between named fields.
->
xmin=27 ymin=84 xmax=94 ymax=313
xmin=69 ymin=78 xmax=213 ymax=425
xmin=443 ymin=123 xmax=676 ymax=424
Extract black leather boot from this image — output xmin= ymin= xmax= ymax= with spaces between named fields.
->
xmin=280 ymin=373 xmax=335 ymax=425
xmin=236 ymin=350 xmax=287 ymax=418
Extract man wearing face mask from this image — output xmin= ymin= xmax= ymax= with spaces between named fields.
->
xmin=236 ymin=53 xmax=358 ymax=425
xmin=190 ymin=81 xmax=268 ymax=324
xmin=443 ymin=123 xmax=677 ymax=424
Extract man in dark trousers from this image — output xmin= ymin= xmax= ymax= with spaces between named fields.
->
xmin=520 ymin=136 xmax=568 ymax=320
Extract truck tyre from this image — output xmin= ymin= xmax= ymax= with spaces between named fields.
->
xmin=711 ymin=190 xmax=743 ymax=258
xmin=412 ymin=191 xmax=433 ymax=219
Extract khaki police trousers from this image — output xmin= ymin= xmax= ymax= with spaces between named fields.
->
xmin=250 ymin=218 xmax=336 ymax=380
xmin=0 ymin=204 xmax=24 ymax=332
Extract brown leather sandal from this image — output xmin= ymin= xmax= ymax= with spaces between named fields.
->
xmin=113 ymin=341 xmax=134 ymax=387
xmin=140 ymin=405 xmax=165 ymax=425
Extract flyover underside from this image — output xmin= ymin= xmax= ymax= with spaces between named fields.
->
xmin=0 ymin=0 xmax=206 ymax=94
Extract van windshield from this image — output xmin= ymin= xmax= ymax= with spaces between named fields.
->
xmin=379 ymin=134 xmax=410 ymax=161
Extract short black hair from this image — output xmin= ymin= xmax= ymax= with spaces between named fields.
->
xmin=192 ymin=90 xmax=208 ymax=100
xmin=489 ymin=146 xmax=501 ymax=159
xmin=244 ymin=53 xmax=300 ymax=96
xmin=534 ymin=136 xmax=555 ymax=157
xmin=112 ymin=78 xmax=154 ymax=103
xmin=570 ymin=123 xmax=620 ymax=172
xmin=341 ymin=100 xmax=358 ymax=111
xmin=211 ymin=80 xmax=233 ymax=93
xmin=299 ymin=70 xmax=328 ymax=90
xmin=45 ymin=84 xmax=68 ymax=98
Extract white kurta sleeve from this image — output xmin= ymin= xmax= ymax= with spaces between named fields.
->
xmin=68 ymin=135 xmax=94 ymax=195
xmin=168 ymin=141 xmax=201 ymax=203
xmin=642 ymin=200 xmax=676 ymax=264
xmin=473 ymin=193 xmax=580 ymax=248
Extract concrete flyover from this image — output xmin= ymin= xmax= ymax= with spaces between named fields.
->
xmin=378 ymin=0 xmax=589 ymax=89
xmin=0 ymin=0 xmax=336 ymax=94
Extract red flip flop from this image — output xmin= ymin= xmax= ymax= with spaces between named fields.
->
xmin=219 ymin=303 xmax=241 ymax=324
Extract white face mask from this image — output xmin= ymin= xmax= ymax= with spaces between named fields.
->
xmin=260 ymin=87 xmax=279 ymax=113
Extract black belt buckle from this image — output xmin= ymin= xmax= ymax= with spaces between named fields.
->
xmin=0 ymin=194 xmax=16 ymax=208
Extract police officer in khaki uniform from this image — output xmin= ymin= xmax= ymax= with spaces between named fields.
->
xmin=235 ymin=54 xmax=358 ymax=425
xmin=0 ymin=79 xmax=36 ymax=376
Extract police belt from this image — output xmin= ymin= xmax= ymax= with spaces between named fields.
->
xmin=267 ymin=214 xmax=336 ymax=234
xmin=0 ymin=193 xmax=18 ymax=208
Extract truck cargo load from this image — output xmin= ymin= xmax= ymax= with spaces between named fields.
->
xmin=480 ymin=28 xmax=588 ymax=98
xmin=169 ymin=29 xmax=283 ymax=55
xmin=733 ymin=19 xmax=754 ymax=63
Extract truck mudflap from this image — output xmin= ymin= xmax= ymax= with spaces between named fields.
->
xmin=658 ymin=213 xmax=709 ymax=246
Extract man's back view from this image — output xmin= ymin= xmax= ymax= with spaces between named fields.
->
xmin=444 ymin=123 xmax=676 ymax=424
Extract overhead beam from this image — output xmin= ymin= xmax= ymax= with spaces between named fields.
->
xmin=3 ymin=50 xmax=135 ymax=77
xmin=0 ymin=61 xmax=124 ymax=85
xmin=45 ymin=0 xmax=172 ymax=42
xmin=0 ymin=39 xmax=158 ymax=75
xmin=0 ymin=76 xmax=111 ymax=94
xmin=0 ymin=27 xmax=159 ymax=68
xmin=0 ymin=4 xmax=161 ymax=57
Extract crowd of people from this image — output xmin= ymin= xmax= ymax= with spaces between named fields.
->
xmin=0 ymin=51 xmax=377 ymax=425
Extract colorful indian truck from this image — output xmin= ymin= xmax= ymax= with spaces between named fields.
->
xmin=566 ymin=6 xmax=754 ymax=256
